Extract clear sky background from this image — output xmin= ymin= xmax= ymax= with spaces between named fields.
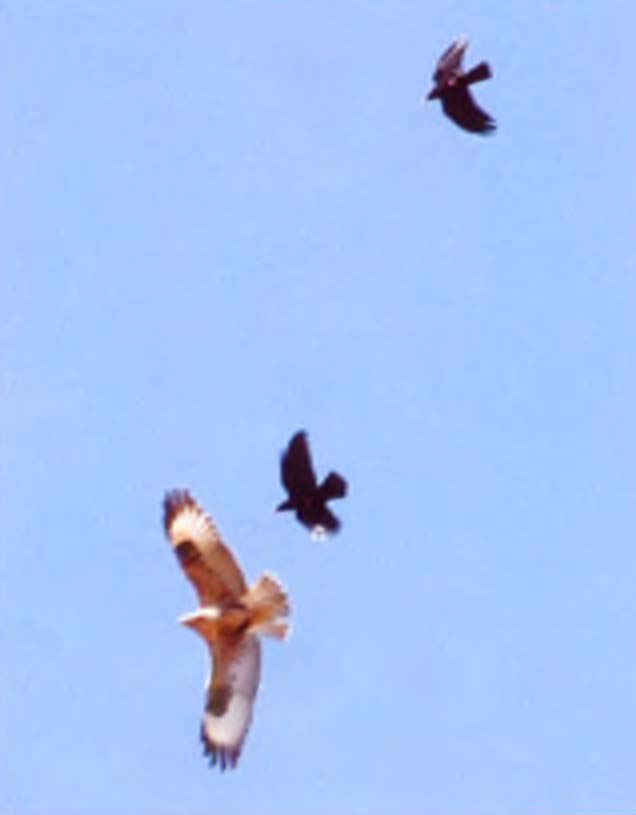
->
xmin=1 ymin=3 xmax=635 ymax=814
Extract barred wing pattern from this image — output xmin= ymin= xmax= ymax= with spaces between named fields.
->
xmin=163 ymin=490 xmax=247 ymax=604
xmin=201 ymin=635 xmax=262 ymax=770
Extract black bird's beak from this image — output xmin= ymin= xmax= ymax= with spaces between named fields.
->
xmin=276 ymin=500 xmax=293 ymax=513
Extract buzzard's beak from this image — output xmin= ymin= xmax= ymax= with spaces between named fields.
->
xmin=178 ymin=611 xmax=201 ymax=628
xmin=178 ymin=607 xmax=221 ymax=627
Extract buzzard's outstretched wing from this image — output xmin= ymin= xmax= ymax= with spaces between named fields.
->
xmin=433 ymin=35 xmax=468 ymax=83
xmin=201 ymin=635 xmax=262 ymax=770
xmin=280 ymin=431 xmax=317 ymax=497
xmin=442 ymin=87 xmax=496 ymax=134
xmin=163 ymin=490 xmax=247 ymax=604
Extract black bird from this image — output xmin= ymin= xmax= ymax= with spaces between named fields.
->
xmin=425 ymin=36 xmax=496 ymax=134
xmin=276 ymin=431 xmax=347 ymax=536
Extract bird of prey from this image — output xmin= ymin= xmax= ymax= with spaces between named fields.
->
xmin=163 ymin=489 xmax=290 ymax=771
xmin=276 ymin=430 xmax=347 ymax=536
xmin=425 ymin=36 xmax=496 ymax=134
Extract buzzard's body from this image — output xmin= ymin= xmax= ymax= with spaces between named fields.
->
xmin=277 ymin=431 xmax=347 ymax=535
xmin=163 ymin=490 xmax=290 ymax=770
xmin=426 ymin=37 xmax=496 ymax=134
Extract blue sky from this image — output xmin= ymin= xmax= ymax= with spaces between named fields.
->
xmin=1 ymin=2 xmax=635 ymax=813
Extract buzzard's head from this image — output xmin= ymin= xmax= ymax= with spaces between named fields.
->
xmin=178 ymin=607 xmax=221 ymax=637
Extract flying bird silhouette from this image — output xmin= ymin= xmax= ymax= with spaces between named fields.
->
xmin=163 ymin=489 xmax=290 ymax=770
xmin=276 ymin=431 xmax=347 ymax=536
xmin=425 ymin=36 xmax=496 ymax=134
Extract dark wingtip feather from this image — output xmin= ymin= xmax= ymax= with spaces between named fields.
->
xmin=162 ymin=489 xmax=195 ymax=534
xmin=280 ymin=430 xmax=308 ymax=471
xmin=288 ymin=429 xmax=308 ymax=447
xmin=200 ymin=723 xmax=240 ymax=772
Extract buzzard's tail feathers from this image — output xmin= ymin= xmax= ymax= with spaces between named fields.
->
xmin=245 ymin=572 xmax=291 ymax=640
xmin=463 ymin=61 xmax=492 ymax=85
xmin=258 ymin=620 xmax=291 ymax=640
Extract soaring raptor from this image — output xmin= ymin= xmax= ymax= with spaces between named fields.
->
xmin=163 ymin=489 xmax=290 ymax=770
xmin=425 ymin=36 xmax=496 ymax=134
xmin=276 ymin=430 xmax=347 ymax=536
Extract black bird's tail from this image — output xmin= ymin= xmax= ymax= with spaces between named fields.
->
xmin=318 ymin=472 xmax=347 ymax=501
xmin=463 ymin=61 xmax=492 ymax=86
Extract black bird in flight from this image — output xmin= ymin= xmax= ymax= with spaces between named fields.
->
xmin=425 ymin=36 xmax=496 ymax=134
xmin=276 ymin=431 xmax=347 ymax=536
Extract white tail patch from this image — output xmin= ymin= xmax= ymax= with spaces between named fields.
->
xmin=310 ymin=525 xmax=328 ymax=541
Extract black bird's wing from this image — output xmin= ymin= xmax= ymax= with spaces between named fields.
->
xmin=318 ymin=472 xmax=347 ymax=501
xmin=433 ymin=36 xmax=468 ymax=84
xmin=280 ymin=431 xmax=317 ymax=497
xmin=441 ymin=86 xmax=496 ymax=134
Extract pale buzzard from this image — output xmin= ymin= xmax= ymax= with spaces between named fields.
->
xmin=163 ymin=490 xmax=290 ymax=770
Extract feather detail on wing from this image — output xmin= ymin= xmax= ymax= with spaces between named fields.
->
xmin=201 ymin=635 xmax=262 ymax=770
xmin=442 ymin=87 xmax=496 ymax=134
xmin=434 ymin=35 xmax=468 ymax=82
xmin=318 ymin=472 xmax=347 ymax=501
xmin=281 ymin=431 xmax=317 ymax=496
xmin=163 ymin=490 xmax=247 ymax=604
